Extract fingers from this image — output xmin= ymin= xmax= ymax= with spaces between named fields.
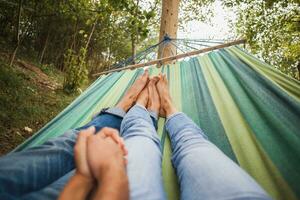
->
xmin=78 ymin=127 xmax=128 ymax=156
xmin=75 ymin=126 xmax=95 ymax=153
xmin=97 ymin=127 xmax=128 ymax=156
xmin=124 ymin=156 xmax=128 ymax=166
xmin=104 ymin=136 xmax=128 ymax=166
xmin=120 ymin=137 xmax=128 ymax=155
xmin=74 ymin=126 xmax=95 ymax=178
xmin=101 ymin=127 xmax=121 ymax=143
xmin=104 ymin=130 xmax=128 ymax=156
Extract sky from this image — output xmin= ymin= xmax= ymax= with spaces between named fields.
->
xmin=177 ymin=1 xmax=238 ymax=40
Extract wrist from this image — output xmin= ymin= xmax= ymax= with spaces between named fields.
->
xmin=59 ymin=172 xmax=94 ymax=200
xmin=92 ymin=164 xmax=129 ymax=200
xmin=74 ymin=172 xmax=94 ymax=187
xmin=96 ymin=161 xmax=126 ymax=181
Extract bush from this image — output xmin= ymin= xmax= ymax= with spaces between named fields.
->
xmin=63 ymin=47 xmax=88 ymax=93
xmin=0 ymin=60 xmax=78 ymax=154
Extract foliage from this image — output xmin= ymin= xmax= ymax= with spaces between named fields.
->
xmin=179 ymin=0 xmax=215 ymax=24
xmin=0 ymin=60 xmax=77 ymax=154
xmin=179 ymin=0 xmax=300 ymax=79
xmin=0 ymin=0 xmax=158 ymax=74
xmin=228 ymin=0 xmax=300 ymax=79
xmin=124 ymin=0 xmax=158 ymax=43
xmin=63 ymin=48 xmax=88 ymax=93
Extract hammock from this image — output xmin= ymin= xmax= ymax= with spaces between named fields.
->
xmin=13 ymin=46 xmax=300 ymax=200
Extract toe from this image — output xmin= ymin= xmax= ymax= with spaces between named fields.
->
xmin=138 ymin=70 xmax=149 ymax=83
xmin=163 ymin=75 xmax=168 ymax=83
xmin=152 ymin=76 xmax=160 ymax=83
xmin=143 ymin=69 xmax=149 ymax=78
xmin=149 ymin=78 xmax=156 ymax=85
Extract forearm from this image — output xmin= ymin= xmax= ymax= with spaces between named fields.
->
xmin=59 ymin=173 xmax=94 ymax=200
xmin=93 ymin=165 xmax=129 ymax=200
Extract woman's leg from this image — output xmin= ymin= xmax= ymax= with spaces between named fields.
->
xmin=166 ymin=113 xmax=271 ymax=200
xmin=157 ymin=74 xmax=271 ymax=200
xmin=120 ymin=80 xmax=166 ymax=200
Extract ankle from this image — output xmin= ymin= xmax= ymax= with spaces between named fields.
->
xmin=116 ymin=102 xmax=128 ymax=112
xmin=149 ymin=107 xmax=160 ymax=115
xmin=136 ymin=98 xmax=148 ymax=107
xmin=165 ymin=106 xmax=177 ymax=117
xmin=163 ymin=99 xmax=177 ymax=117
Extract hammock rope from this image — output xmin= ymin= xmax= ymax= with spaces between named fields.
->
xmin=112 ymin=36 xmax=226 ymax=69
xmin=93 ymin=39 xmax=246 ymax=76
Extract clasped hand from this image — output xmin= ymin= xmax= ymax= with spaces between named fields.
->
xmin=74 ymin=126 xmax=128 ymax=182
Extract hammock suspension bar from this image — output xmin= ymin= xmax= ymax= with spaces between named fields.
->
xmin=93 ymin=39 xmax=246 ymax=77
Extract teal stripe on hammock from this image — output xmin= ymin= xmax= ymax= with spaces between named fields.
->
xmin=234 ymin=46 xmax=300 ymax=89
xmin=70 ymin=72 xmax=130 ymax=128
xmin=116 ymin=68 xmax=143 ymax=103
xmin=180 ymin=57 xmax=238 ymax=162
xmin=228 ymin=46 xmax=300 ymax=100
xmin=13 ymin=71 xmax=126 ymax=151
xmin=210 ymin=49 xmax=300 ymax=198
xmin=160 ymin=65 xmax=170 ymax=151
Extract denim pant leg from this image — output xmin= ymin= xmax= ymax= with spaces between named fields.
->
xmin=0 ymin=108 xmax=123 ymax=199
xmin=166 ymin=112 xmax=272 ymax=200
xmin=76 ymin=107 xmax=125 ymax=132
xmin=21 ymin=170 xmax=75 ymax=200
xmin=0 ymin=130 xmax=77 ymax=199
xmin=121 ymin=104 xmax=166 ymax=200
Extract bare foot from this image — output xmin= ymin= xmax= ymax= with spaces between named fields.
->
xmin=136 ymin=86 xmax=149 ymax=107
xmin=156 ymin=74 xmax=177 ymax=117
xmin=116 ymin=70 xmax=149 ymax=112
xmin=147 ymin=76 xmax=160 ymax=114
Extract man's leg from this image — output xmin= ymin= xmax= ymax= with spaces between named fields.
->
xmin=0 ymin=110 xmax=122 ymax=199
xmin=0 ymin=70 xmax=149 ymax=198
xmin=157 ymin=74 xmax=271 ymax=200
xmin=17 ymin=109 xmax=126 ymax=200
xmin=21 ymin=170 xmax=75 ymax=200
xmin=120 ymin=79 xmax=166 ymax=200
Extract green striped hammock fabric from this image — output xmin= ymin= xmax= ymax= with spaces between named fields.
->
xmin=14 ymin=46 xmax=300 ymax=200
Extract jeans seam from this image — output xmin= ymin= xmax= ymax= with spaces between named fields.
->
xmin=218 ymin=193 xmax=271 ymax=200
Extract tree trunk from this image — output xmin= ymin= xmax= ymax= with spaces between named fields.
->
xmin=297 ymin=62 xmax=300 ymax=80
xmin=70 ymin=19 xmax=78 ymax=51
xmin=85 ymin=19 xmax=98 ymax=50
xmin=157 ymin=0 xmax=180 ymax=63
xmin=39 ymin=28 xmax=50 ymax=64
xmin=10 ymin=45 xmax=19 ymax=67
xmin=131 ymin=34 xmax=137 ymax=64
xmin=9 ymin=0 xmax=23 ymax=67
xmin=131 ymin=0 xmax=139 ymax=64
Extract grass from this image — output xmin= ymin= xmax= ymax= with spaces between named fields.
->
xmin=0 ymin=60 xmax=79 ymax=155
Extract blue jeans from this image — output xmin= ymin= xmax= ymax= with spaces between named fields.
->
xmin=0 ymin=105 xmax=271 ymax=200
xmin=0 ymin=108 xmax=125 ymax=200
xmin=121 ymin=104 xmax=271 ymax=200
